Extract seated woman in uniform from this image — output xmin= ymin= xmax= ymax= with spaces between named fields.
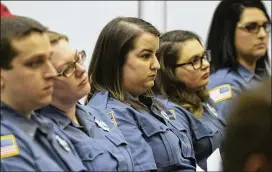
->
xmin=154 ymin=30 xmax=225 ymax=170
xmin=206 ymin=0 xmax=271 ymax=123
xmin=1 ymin=16 xmax=86 ymax=171
xmin=86 ymin=17 xmax=196 ymax=171
xmin=37 ymin=30 xmax=134 ymax=172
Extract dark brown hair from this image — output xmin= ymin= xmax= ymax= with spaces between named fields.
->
xmin=223 ymin=78 xmax=272 ymax=172
xmin=206 ymin=0 xmax=271 ymax=73
xmin=1 ymin=16 xmax=47 ymax=69
xmin=86 ymin=17 xmax=160 ymax=109
xmin=155 ymin=30 xmax=210 ymax=117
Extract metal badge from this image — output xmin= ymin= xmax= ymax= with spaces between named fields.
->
xmin=56 ymin=135 xmax=71 ymax=152
xmin=160 ymin=111 xmax=169 ymax=120
xmin=95 ymin=118 xmax=110 ymax=132
xmin=207 ymin=103 xmax=218 ymax=117
xmin=108 ymin=111 xmax=117 ymax=125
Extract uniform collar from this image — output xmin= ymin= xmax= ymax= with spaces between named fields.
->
xmin=87 ymin=90 xmax=109 ymax=109
xmin=156 ymin=95 xmax=169 ymax=105
xmin=1 ymin=102 xmax=39 ymax=137
xmin=237 ymin=64 xmax=265 ymax=83
xmin=38 ymin=105 xmax=71 ymax=130
xmin=75 ymin=103 xmax=95 ymax=128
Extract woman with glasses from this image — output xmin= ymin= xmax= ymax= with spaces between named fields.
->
xmin=86 ymin=17 xmax=197 ymax=171
xmin=154 ymin=30 xmax=225 ymax=171
xmin=206 ymin=0 xmax=271 ymax=123
xmin=37 ymin=30 xmax=134 ymax=171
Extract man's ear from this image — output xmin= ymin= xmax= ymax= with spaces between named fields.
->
xmin=243 ymin=153 xmax=269 ymax=172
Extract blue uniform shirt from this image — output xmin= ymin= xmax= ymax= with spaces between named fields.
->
xmin=38 ymin=104 xmax=134 ymax=171
xmin=208 ymin=65 xmax=266 ymax=123
xmin=0 ymin=102 xmax=87 ymax=171
xmin=156 ymin=96 xmax=225 ymax=171
xmin=87 ymin=90 xmax=196 ymax=172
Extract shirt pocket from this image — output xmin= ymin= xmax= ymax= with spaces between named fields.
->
xmin=171 ymin=122 xmax=195 ymax=160
xmin=105 ymin=132 xmax=133 ymax=171
xmin=140 ymin=119 xmax=177 ymax=168
xmin=74 ymin=140 xmax=115 ymax=171
xmin=193 ymin=124 xmax=219 ymax=169
xmin=105 ymin=131 xmax=127 ymax=147
xmin=35 ymin=156 xmax=64 ymax=171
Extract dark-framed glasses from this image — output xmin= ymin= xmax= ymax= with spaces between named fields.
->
xmin=237 ymin=22 xmax=271 ymax=33
xmin=174 ymin=50 xmax=211 ymax=70
xmin=57 ymin=50 xmax=86 ymax=77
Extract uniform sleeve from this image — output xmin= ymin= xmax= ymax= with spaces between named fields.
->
xmin=1 ymin=128 xmax=38 ymax=171
xmin=111 ymin=108 xmax=157 ymax=171
xmin=208 ymin=82 xmax=241 ymax=124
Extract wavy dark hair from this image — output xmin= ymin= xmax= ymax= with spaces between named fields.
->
xmin=206 ymin=0 xmax=271 ymax=73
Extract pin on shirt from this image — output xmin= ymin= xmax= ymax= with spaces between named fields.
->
xmin=206 ymin=103 xmax=218 ymax=117
xmin=108 ymin=111 xmax=117 ymax=125
xmin=55 ymin=135 xmax=71 ymax=152
xmin=95 ymin=118 xmax=110 ymax=132
xmin=160 ymin=111 xmax=170 ymax=120
xmin=169 ymin=109 xmax=177 ymax=120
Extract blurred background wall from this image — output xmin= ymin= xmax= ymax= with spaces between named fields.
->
xmin=2 ymin=1 xmax=271 ymax=69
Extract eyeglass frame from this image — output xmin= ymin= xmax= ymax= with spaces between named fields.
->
xmin=174 ymin=50 xmax=211 ymax=70
xmin=56 ymin=50 xmax=86 ymax=78
xmin=237 ymin=21 xmax=271 ymax=33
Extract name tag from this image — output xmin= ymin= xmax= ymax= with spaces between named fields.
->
xmin=56 ymin=135 xmax=71 ymax=152
xmin=95 ymin=118 xmax=110 ymax=132
xmin=160 ymin=111 xmax=169 ymax=120
xmin=206 ymin=103 xmax=218 ymax=117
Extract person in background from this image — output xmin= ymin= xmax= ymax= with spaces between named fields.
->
xmin=86 ymin=16 xmax=196 ymax=171
xmin=1 ymin=16 xmax=86 ymax=171
xmin=37 ymin=30 xmax=134 ymax=171
xmin=154 ymin=30 xmax=225 ymax=171
xmin=223 ymin=78 xmax=271 ymax=172
xmin=206 ymin=0 xmax=271 ymax=123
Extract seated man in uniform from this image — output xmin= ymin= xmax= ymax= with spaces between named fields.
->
xmin=1 ymin=16 xmax=87 ymax=171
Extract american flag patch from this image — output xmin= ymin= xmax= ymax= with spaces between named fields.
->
xmin=219 ymin=86 xmax=229 ymax=93
xmin=1 ymin=134 xmax=19 ymax=159
xmin=209 ymin=84 xmax=232 ymax=103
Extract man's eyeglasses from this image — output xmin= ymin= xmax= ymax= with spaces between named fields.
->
xmin=237 ymin=22 xmax=271 ymax=33
xmin=174 ymin=50 xmax=211 ymax=70
xmin=57 ymin=50 xmax=86 ymax=77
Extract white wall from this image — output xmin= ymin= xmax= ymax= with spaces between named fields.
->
xmin=3 ymin=1 xmax=271 ymax=68
xmin=166 ymin=0 xmax=271 ymax=62
xmin=2 ymin=1 xmax=139 ymax=69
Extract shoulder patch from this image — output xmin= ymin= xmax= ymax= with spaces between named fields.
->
xmin=1 ymin=134 xmax=19 ymax=159
xmin=108 ymin=111 xmax=117 ymax=125
xmin=169 ymin=109 xmax=176 ymax=120
xmin=209 ymin=84 xmax=232 ymax=103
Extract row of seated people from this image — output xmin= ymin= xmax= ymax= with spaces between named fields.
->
xmin=1 ymin=0 xmax=271 ymax=171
